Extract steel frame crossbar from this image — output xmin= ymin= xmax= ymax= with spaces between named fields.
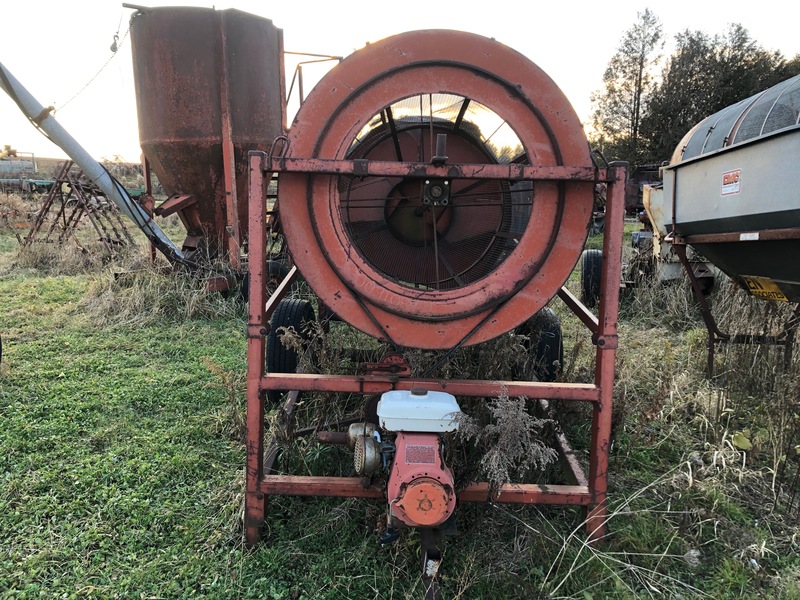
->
xmin=244 ymin=150 xmax=627 ymax=547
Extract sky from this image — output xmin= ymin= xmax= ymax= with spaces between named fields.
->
xmin=1 ymin=0 xmax=798 ymax=163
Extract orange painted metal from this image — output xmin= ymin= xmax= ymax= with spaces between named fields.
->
xmin=130 ymin=6 xmax=284 ymax=257
xmin=387 ymin=433 xmax=456 ymax=527
xmin=245 ymin=160 xmax=628 ymax=546
xmin=245 ymin=153 xmax=268 ymax=543
xmin=256 ymin=476 xmax=593 ymax=506
xmin=396 ymin=479 xmax=451 ymax=526
xmin=557 ymin=286 xmax=599 ymax=333
xmin=277 ymin=30 xmax=594 ymax=349
xmin=459 ymin=483 xmax=592 ymax=505
xmin=260 ymin=372 xmax=600 ymax=401
xmin=255 ymin=476 xmax=591 ymax=506
xmin=269 ymin=158 xmax=597 ymax=181
xmin=585 ymin=164 xmax=626 ymax=541
xmin=242 ymin=29 xmax=627 ymax=548
xmin=216 ymin=10 xmax=241 ymax=268
xmin=261 ymin=475 xmax=384 ymax=499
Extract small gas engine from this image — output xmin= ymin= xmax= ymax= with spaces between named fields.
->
xmin=346 ymin=389 xmax=460 ymax=532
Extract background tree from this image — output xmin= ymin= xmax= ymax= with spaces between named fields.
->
xmin=589 ymin=8 xmax=663 ymax=165
xmin=640 ymin=24 xmax=800 ymax=162
xmin=714 ymin=24 xmax=791 ymax=109
xmin=638 ymin=30 xmax=717 ymax=161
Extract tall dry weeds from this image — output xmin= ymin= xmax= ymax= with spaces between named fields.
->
xmin=272 ymin=318 xmax=560 ymax=489
xmin=614 ymin=276 xmax=792 ymax=425
xmin=79 ymin=251 xmax=245 ymax=325
xmin=456 ymin=391 xmax=558 ymax=492
xmin=613 ymin=272 xmax=800 ymax=517
xmin=13 ymin=239 xmax=111 ymax=276
xmin=0 ymin=193 xmax=32 ymax=232
xmin=706 ymin=282 xmax=800 ymax=498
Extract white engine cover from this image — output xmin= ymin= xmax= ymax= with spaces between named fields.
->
xmin=377 ymin=389 xmax=460 ymax=432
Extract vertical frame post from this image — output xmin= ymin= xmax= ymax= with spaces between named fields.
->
xmin=586 ymin=163 xmax=626 ymax=540
xmin=218 ymin=10 xmax=241 ymax=269
xmin=245 ymin=151 xmax=268 ymax=546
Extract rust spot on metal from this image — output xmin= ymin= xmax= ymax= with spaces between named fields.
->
xmin=130 ymin=6 xmax=284 ymax=258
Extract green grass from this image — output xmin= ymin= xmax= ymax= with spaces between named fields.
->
xmin=1 ymin=215 xmax=799 ymax=598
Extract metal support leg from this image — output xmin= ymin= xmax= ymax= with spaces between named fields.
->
xmin=420 ymin=528 xmax=443 ymax=600
xmin=586 ymin=164 xmax=626 ymax=541
xmin=245 ymin=153 xmax=268 ymax=547
xmin=673 ymin=242 xmax=729 ymax=378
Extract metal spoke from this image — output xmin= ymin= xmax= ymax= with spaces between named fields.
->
xmin=484 ymin=119 xmax=508 ymax=144
xmin=431 ymin=206 xmax=440 ymax=289
xmin=417 ymin=95 xmax=424 ymax=161
xmin=428 ymin=93 xmax=434 ymax=161
xmin=385 ymin=107 xmax=403 ymax=162
xmin=454 ymin=98 xmax=470 ymax=129
xmin=438 ymin=252 xmax=465 ymax=287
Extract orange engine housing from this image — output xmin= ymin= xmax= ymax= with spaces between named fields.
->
xmin=387 ymin=433 xmax=456 ymax=528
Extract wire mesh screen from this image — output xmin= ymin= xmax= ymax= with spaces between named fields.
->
xmin=338 ymin=94 xmax=531 ymax=291
xmin=684 ymin=74 xmax=800 ymax=159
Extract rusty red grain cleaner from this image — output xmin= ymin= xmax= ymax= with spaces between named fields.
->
xmin=243 ymin=29 xmax=626 ymax=596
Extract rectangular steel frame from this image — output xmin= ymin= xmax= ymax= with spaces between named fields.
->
xmin=244 ymin=152 xmax=627 ymax=547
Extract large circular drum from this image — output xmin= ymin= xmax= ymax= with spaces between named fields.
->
xmin=278 ymin=30 xmax=593 ymax=349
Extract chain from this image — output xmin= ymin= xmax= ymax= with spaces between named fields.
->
xmin=55 ymin=24 xmax=131 ymax=113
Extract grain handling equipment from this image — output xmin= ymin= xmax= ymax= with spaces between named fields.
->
xmin=3 ymin=4 xmax=285 ymax=272
xmin=245 ymin=28 xmax=627 ymax=594
xmin=127 ymin=4 xmax=285 ymax=268
xmin=3 ymin=5 xmax=627 ymax=591
xmin=0 ymin=61 xmax=184 ymax=264
xmin=651 ymin=73 xmax=800 ymax=374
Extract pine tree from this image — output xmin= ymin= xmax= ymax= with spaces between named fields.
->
xmin=590 ymin=8 xmax=663 ymax=164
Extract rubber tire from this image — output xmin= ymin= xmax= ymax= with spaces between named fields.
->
xmin=531 ymin=308 xmax=564 ymax=382
xmin=266 ymin=298 xmax=316 ymax=405
xmin=580 ymin=249 xmax=603 ymax=308
xmin=240 ymin=259 xmax=293 ymax=303
xmin=265 ymin=260 xmax=291 ymax=296
xmin=515 ymin=307 xmax=563 ymax=382
xmin=698 ymin=276 xmax=715 ymax=296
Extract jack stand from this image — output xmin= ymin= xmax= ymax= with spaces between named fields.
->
xmin=421 ymin=528 xmax=443 ymax=600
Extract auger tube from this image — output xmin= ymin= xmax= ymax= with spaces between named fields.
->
xmin=0 ymin=61 xmax=187 ymax=264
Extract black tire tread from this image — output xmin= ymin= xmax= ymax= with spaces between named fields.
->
xmin=514 ymin=307 xmax=563 ymax=383
xmin=266 ymin=298 xmax=316 ymax=404
xmin=529 ymin=307 xmax=564 ymax=382
xmin=581 ymin=249 xmax=603 ymax=308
